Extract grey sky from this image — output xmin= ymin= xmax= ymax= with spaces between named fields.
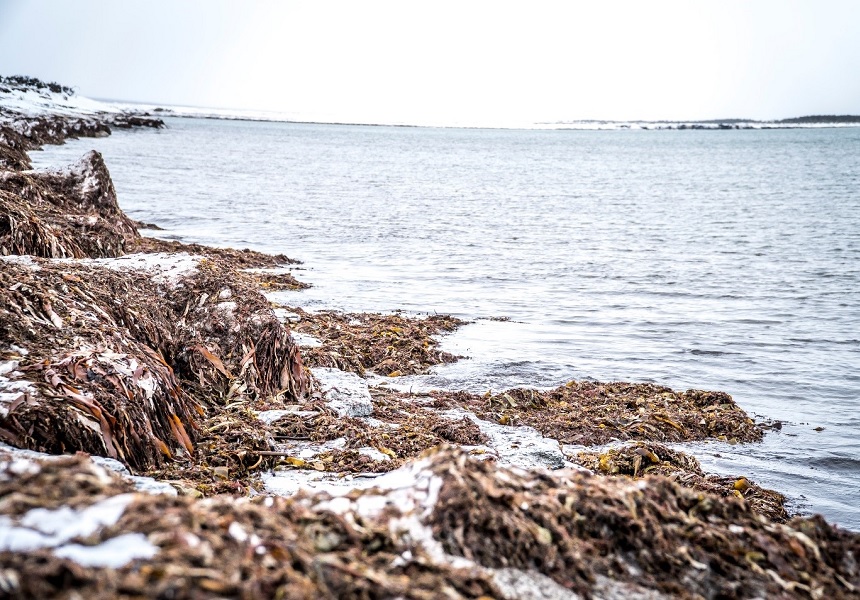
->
xmin=1 ymin=0 xmax=859 ymax=125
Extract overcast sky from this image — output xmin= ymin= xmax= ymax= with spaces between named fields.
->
xmin=1 ymin=0 xmax=859 ymax=125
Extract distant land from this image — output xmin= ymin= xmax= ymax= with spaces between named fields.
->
xmin=777 ymin=115 xmax=860 ymax=124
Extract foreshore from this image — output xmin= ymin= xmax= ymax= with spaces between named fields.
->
xmin=1 ymin=77 xmax=858 ymax=599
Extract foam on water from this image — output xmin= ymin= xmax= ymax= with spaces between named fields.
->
xmin=29 ymin=118 xmax=860 ymax=530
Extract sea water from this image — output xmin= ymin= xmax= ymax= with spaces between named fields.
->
xmin=30 ymin=118 xmax=860 ymax=529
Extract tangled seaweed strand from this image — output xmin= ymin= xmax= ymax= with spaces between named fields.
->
xmin=425 ymin=448 xmax=859 ymax=599
xmin=0 ymin=452 xmax=500 ymax=599
xmin=0 ymin=254 xmax=309 ymax=483
xmin=1 ymin=447 xmax=858 ymax=599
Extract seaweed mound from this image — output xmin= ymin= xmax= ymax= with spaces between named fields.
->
xmin=0 ymin=252 xmax=308 ymax=474
xmin=1 ymin=446 xmax=857 ymax=599
xmin=0 ymin=150 xmax=139 ymax=257
xmin=431 ymin=381 xmax=762 ymax=446
xmin=573 ymin=441 xmax=789 ymax=522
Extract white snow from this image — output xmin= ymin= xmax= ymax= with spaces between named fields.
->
xmin=60 ymin=252 xmax=201 ymax=286
xmin=53 ymin=533 xmax=158 ymax=568
xmin=256 ymin=408 xmax=319 ymax=425
xmin=0 ymin=255 xmax=40 ymax=269
xmin=311 ymin=367 xmax=374 ymax=417
xmin=0 ymin=349 xmax=36 ymax=419
xmin=0 ymin=85 xmax=121 ymax=119
xmin=19 ymin=494 xmax=134 ymax=540
xmin=438 ymin=408 xmax=569 ymax=470
xmin=273 ymin=307 xmax=302 ymax=323
xmin=290 ymin=331 xmax=323 ymax=348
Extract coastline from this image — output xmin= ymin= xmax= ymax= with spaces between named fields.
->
xmin=1 ymin=78 xmax=858 ymax=598
xmin=105 ymin=98 xmax=860 ymax=131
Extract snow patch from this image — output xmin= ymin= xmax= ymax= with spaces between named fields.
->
xmin=62 ymin=252 xmax=201 ymax=285
xmin=53 ymin=533 xmax=158 ymax=568
xmin=311 ymin=367 xmax=373 ymax=417
xmin=291 ymin=331 xmax=323 ymax=348
xmin=439 ymin=408 xmax=568 ymax=470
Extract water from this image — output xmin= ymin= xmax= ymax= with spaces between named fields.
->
xmin=30 ymin=118 xmax=860 ymax=529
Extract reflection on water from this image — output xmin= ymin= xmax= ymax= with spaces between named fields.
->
xmin=31 ymin=118 xmax=860 ymax=529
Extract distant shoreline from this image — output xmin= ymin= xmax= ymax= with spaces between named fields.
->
xmin=99 ymin=98 xmax=860 ymax=131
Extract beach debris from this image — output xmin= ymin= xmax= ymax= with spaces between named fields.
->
xmin=282 ymin=306 xmax=464 ymax=376
xmin=131 ymin=235 xmax=302 ymax=269
xmin=0 ymin=150 xmax=139 ymax=258
xmin=572 ymin=441 xmax=789 ymax=521
xmin=1 ymin=446 xmax=857 ymax=599
xmin=0 ymin=249 xmax=308 ymax=479
xmin=429 ymin=380 xmax=762 ymax=446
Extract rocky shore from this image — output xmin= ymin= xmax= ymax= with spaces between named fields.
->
xmin=0 ymin=77 xmax=858 ymax=599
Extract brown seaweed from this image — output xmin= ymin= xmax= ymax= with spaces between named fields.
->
xmin=430 ymin=380 xmax=763 ymax=446
xmin=1 ymin=446 xmax=857 ymax=599
xmin=284 ymin=306 xmax=464 ymax=376
xmin=573 ymin=441 xmax=789 ymax=522
xmin=0 ymin=253 xmax=308 ymax=478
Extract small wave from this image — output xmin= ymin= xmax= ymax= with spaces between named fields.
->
xmin=687 ymin=349 xmax=738 ymax=356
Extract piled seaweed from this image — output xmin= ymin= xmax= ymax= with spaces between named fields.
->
xmin=131 ymin=236 xmax=301 ymax=269
xmin=2 ymin=447 xmax=857 ymax=599
xmin=0 ymin=252 xmax=308 ymax=482
xmin=573 ymin=442 xmax=789 ymax=522
xmin=0 ymin=124 xmax=35 ymax=171
xmin=0 ymin=150 xmax=139 ymax=258
xmin=268 ymin=388 xmax=489 ymax=474
xmin=430 ymin=380 xmax=762 ymax=446
xmin=0 ymin=451 xmax=500 ymax=599
xmin=284 ymin=306 xmax=464 ymax=376
xmin=425 ymin=448 xmax=859 ymax=599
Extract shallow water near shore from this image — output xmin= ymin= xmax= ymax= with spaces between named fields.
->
xmin=30 ymin=118 xmax=860 ymax=529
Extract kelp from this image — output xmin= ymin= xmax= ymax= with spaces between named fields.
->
xmin=0 ymin=151 xmax=139 ymax=258
xmin=131 ymin=236 xmax=301 ymax=269
xmin=1 ymin=446 xmax=857 ymax=599
xmin=0 ymin=253 xmax=308 ymax=476
xmin=430 ymin=380 xmax=763 ymax=446
xmin=573 ymin=441 xmax=789 ymax=522
xmin=425 ymin=447 xmax=860 ymax=599
xmin=284 ymin=306 xmax=463 ymax=376
xmin=0 ymin=450 xmax=501 ymax=599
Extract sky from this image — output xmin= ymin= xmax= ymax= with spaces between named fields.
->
xmin=1 ymin=0 xmax=859 ymax=126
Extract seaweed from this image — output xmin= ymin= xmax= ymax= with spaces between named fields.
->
xmin=131 ymin=236 xmax=301 ymax=269
xmin=0 ymin=253 xmax=308 ymax=479
xmin=0 ymin=450 xmax=502 ymax=599
xmin=430 ymin=380 xmax=763 ymax=446
xmin=284 ymin=306 xmax=464 ymax=376
xmin=0 ymin=151 xmax=139 ymax=258
xmin=1 ymin=446 xmax=857 ymax=599
xmin=573 ymin=442 xmax=789 ymax=522
xmin=424 ymin=447 xmax=860 ymax=599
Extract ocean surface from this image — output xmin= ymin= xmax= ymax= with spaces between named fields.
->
xmin=30 ymin=118 xmax=860 ymax=530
